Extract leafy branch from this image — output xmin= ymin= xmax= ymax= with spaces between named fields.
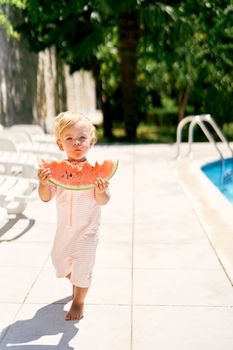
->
xmin=0 ymin=0 xmax=25 ymax=38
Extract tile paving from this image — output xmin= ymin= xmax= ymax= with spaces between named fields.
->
xmin=0 ymin=143 xmax=233 ymax=349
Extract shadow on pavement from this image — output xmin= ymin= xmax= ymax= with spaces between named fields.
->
xmin=0 ymin=214 xmax=35 ymax=242
xmin=0 ymin=297 xmax=79 ymax=350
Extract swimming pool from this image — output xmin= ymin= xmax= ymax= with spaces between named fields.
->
xmin=201 ymin=157 xmax=233 ymax=204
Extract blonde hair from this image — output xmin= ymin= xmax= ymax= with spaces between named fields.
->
xmin=54 ymin=111 xmax=97 ymax=143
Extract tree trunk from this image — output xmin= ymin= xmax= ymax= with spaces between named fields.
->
xmin=0 ymin=7 xmax=38 ymax=126
xmin=102 ymin=97 xmax=113 ymax=139
xmin=178 ymin=87 xmax=189 ymax=121
xmin=93 ymin=64 xmax=113 ymax=139
xmin=55 ymin=53 xmax=67 ymax=114
xmin=118 ymin=11 xmax=140 ymax=141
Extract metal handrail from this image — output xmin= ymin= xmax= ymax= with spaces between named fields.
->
xmin=176 ymin=114 xmax=233 ymax=160
xmin=176 ymin=115 xmax=195 ymax=159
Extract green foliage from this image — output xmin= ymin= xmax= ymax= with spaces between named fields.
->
xmin=97 ymin=0 xmax=138 ymax=16
xmin=19 ymin=0 xmax=106 ymax=71
xmin=0 ymin=0 xmax=25 ymax=37
xmin=97 ymin=27 xmax=119 ymax=96
xmin=223 ymin=123 xmax=233 ymax=141
xmin=136 ymin=0 xmax=233 ymax=125
xmin=0 ymin=12 xmax=16 ymax=36
xmin=97 ymin=120 xmax=177 ymax=143
xmin=0 ymin=0 xmax=25 ymax=8
xmin=4 ymin=0 xmax=233 ymax=140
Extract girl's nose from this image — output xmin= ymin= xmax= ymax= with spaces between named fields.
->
xmin=74 ymin=139 xmax=80 ymax=145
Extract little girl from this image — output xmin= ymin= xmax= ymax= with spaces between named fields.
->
xmin=37 ymin=111 xmax=110 ymax=321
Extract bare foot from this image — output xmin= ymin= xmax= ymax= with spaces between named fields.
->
xmin=65 ymin=301 xmax=84 ymax=321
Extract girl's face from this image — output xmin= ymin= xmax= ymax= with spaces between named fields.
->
xmin=56 ymin=122 xmax=93 ymax=162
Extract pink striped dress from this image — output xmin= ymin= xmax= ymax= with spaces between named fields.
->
xmin=49 ymin=182 xmax=101 ymax=288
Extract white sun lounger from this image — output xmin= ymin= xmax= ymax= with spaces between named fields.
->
xmin=0 ymin=135 xmax=63 ymax=160
xmin=0 ymin=206 xmax=7 ymax=228
xmin=0 ymin=151 xmax=37 ymax=178
xmin=0 ymin=127 xmax=62 ymax=214
xmin=10 ymin=124 xmax=44 ymax=135
xmin=10 ymin=124 xmax=55 ymax=144
xmin=0 ymin=174 xmax=38 ymax=214
xmin=0 ymin=154 xmax=39 ymax=214
xmin=0 ymin=124 xmax=61 ymax=214
xmin=0 ymin=129 xmax=31 ymax=143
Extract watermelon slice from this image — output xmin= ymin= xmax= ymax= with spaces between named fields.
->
xmin=40 ymin=159 xmax=118 ymax=190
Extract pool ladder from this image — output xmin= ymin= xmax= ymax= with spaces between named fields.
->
xmin=176 ymin=114 xmax=233 ymax=160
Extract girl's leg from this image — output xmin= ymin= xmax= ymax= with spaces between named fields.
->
xmin=65 ymin=286 xmax=89 ymax=321
xmin=65 ymin=273 xmax=75 ymax=297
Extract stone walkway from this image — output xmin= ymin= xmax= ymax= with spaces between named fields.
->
xmin=0 ymin=144 xmax=233 ymax=349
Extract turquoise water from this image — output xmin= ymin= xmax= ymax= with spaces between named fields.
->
xmin=201 ymin=158 xmax=233 ymax=204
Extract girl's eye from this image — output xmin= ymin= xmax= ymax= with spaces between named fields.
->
xmin=65 ymin=137 xmax=73 ymax=141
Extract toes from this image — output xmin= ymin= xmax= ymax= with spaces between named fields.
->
xmin=65 ymin=314 xmax=71 ymax=321
xmin=65 ymin=302 xmax=84 ymax=321
xmin=66 ymin=312 xmax=81 ymax=321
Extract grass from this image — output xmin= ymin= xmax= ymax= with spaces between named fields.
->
xmin=223 ymin=123 xmax=233 ymax=141
xmin=96 ymin=121 xmax=233 ymax=144
xmin=96 ymin=122 xmax=177 ymax=144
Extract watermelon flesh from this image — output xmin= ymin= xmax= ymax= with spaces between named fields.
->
xmin=40 ymin=159 xmax=118 ymax=190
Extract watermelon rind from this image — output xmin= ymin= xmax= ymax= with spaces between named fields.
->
xmin=39 ymin=158 xmax=119 ymax=191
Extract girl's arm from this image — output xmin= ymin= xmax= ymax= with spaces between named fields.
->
xmin=94 ymin=177 xmax=111 ymax=205
xmin=37 ymin=168 xmax=52 ymax=202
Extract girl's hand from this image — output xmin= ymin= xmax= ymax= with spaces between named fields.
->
xmin=37 ymin=168 xmax=51 ymax=186
xmin=95 ymin=177 xmax=109 ymax=194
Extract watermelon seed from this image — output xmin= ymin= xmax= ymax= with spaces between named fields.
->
xmin=65 ymin=170 xmax=68 ymax=179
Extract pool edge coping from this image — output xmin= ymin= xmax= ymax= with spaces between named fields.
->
xmin=175 ymin=156 xmax=233 ymax=285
